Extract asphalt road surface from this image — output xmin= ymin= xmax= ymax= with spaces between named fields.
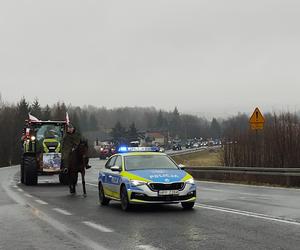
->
xmin=1 ymin=159 xmax=300 ymax=250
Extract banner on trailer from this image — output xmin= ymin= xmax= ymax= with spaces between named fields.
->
xmin=43 ymin=153 xmax=61 ymax=170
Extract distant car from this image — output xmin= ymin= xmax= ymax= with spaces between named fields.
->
xmin=185 ymin=141 xmax=193 ymax=149
xmin=172 ymin=143 xmax=182 ymax=151
xmin=98 ymin=147 xmax=196 ymax=210
xmin=192 ymin=143 xmax=200 ymax=148
xmin=159 ymin=147 xmax=165 ymax=152
xmin=99 ymin=145 xmax=116 ymax=160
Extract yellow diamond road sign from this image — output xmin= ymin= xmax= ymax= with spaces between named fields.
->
xmin=249 ymin=107 xmax=265 ymax=130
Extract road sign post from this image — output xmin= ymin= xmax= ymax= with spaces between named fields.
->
xmin=249 ymin=107 xmax=265 ymax=167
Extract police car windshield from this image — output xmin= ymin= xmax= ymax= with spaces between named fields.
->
xmin=124 ymin=155 xmax=179 ymax=171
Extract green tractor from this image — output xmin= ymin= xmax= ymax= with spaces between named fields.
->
xmin=20 ymin=117 xmax=68 ymax=185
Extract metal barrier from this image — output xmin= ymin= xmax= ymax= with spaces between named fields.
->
xmin=185 ymin=166 xmax=300 ymax=187
xmin=167 ymin=148 xmax=206 ymax=156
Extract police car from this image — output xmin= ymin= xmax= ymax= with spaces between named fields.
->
xmin=98 ymin=147 xmax=196 ymax=211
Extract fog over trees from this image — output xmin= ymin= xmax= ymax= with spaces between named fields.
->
xmin=1 ymin=96 xmax=300 ymax=169
xmin=0 ymin=96 xmax=222 ymax=167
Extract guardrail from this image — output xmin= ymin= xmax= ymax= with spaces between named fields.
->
xmin=167 ymin=147 xmax=206 ymax=156
xmin=185 ymin=166 xmax=300 ymax=187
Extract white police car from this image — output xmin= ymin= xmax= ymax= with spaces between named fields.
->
xmin=98 ymin=147 xmax=196 ymax=211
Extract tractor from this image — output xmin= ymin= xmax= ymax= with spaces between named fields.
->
xmin=20 ymin=117 xmax=68 ymax=185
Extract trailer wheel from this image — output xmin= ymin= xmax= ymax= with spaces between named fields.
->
xmin=23 ymin=156 xmax=38 ymax=186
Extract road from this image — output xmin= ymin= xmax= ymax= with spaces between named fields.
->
xmin=1 ymin=159 xmax=300 ymax=250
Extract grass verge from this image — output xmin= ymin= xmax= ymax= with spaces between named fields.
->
xmin=171 ymin=148 xmax=223 ymax=167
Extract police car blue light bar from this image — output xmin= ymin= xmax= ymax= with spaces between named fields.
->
xmin=118 ymin=146 xmax=128 ymax=152
xmin=118 ymin=146 xmax=160 ymax=153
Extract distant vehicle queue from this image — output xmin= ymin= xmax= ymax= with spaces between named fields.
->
xmin=95 ymin=138 xmax=222 ymax=159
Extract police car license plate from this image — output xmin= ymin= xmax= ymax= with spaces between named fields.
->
xmin=158 ymin=190 xmax=179 ymax=196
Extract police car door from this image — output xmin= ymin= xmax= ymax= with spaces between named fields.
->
xmin=109 ymin=155 xmax=123 ymax=199
xmin=102 ymin=156 xmax=117 ymax=198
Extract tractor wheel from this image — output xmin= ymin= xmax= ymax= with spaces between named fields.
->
xmin=20 ymin=158 xmax=24 ymax=184
xmin=23 ymin=156 xmax=38 ymax=186
xmin=59 ymin=172 xmax=69 ymax=185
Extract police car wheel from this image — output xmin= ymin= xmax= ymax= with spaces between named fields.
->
xmin=120 ymin=186 xmax=131 ymax=211
xmin=181 ymin=202 xmax=195 ymax=209
xmin=98 ymin=182 xmax=110 ymax=205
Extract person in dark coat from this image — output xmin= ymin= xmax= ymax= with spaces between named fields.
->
xmin=62 ymin=124 xmax=91 ymax=172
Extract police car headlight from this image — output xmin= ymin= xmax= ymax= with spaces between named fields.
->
xmin=130 ymin=180 xmax=147 ymax=187
xmin=185 ymin=178 xmax=195 ymax=184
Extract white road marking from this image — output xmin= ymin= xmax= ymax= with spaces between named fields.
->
xmin=82 ymin=221 xmax=113 ymax=233
xmin=200 ymin=187 xmax=269 ymax=198
xmin=24 ymin=193 xmax=33 ymax=198
xmin=196 ymin=203 xmax=300 ymax=226
xmin=0 ymin=165 xmax=17 ymax=170
xmin=86 ymin=182 xmax=98 ymax=187
xmin=196 ymin=180 xmax=300 ymax=191
xmin=53 ymin=208 xmax=72 ymax=216
xmin=137 ymin=245 xmax=161 ymax=250
xmin=35 ymin=199 xmax=48 ymax=205
xmin=17 ymin=188 xmax=24 ymax=192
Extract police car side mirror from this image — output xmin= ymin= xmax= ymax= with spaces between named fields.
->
xmin=111 ymin=166 xmax=121 ymax=172
xmin=178 ymin=164 xmax=185 ymax=170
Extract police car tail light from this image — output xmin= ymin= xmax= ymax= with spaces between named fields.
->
xmin=185 ymin=178 xmax=195 ymax=184
xmin=130 ymin=180 xmax=147 ymax=187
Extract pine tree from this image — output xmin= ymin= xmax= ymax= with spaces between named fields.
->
xmin=79 ymin=110 xmax=88 ymax=131
xmin=171 ymin=107 xmax=181 ymax=138
xmin=11 ymin=98 xmax=30 ymax=164
xmin=53 ymin=102 xmax=67 ymax=120
xmin=210 ymin=118 xmax=221 ymax=139
xmin=17 ymin=97 xmax=30 ymax=124
xmin=88 ymin=114 xmax=98 ymax=131
xmin=127 ymin=122 xmax=139 ymax=142
xmin=0 ymin=106 xmax=16 ymax=166
xmin=71 ymin=112 xmax=81 ymax=132
xmin=42 ymin=105 xmax=52 ymax=120
xmin=110 ymin=121 xmax=127 ymax=145
xmin=0 ymin=92 xmax=4 ymax=108
xmin=31 ymin=98 xmax=42 ymax=119
xmin=156 ymin=110 xmax=165 ymax=130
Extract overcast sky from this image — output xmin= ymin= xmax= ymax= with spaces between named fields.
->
xmin=1 ymin=0 xmax=300 ymax=117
